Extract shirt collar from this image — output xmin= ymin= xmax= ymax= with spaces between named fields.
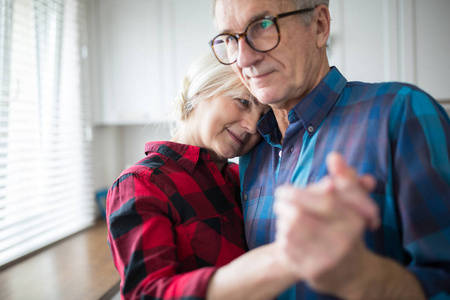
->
xmin=144 ymin=141 xmax=203 ymax=173
xmin=257 ymin=66 xmax=347 ymax=145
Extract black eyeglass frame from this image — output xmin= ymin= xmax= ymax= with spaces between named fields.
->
xmin=209 ymin=7 xmax=316 ymax=65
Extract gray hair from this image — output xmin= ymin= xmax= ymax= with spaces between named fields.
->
xmin=212 ymin=0 xmax=329 ymax=25
xmin=291 ymin=0 xmax=329 ymax=24
xmin=172 ymin=51 xmax=253 ymax=132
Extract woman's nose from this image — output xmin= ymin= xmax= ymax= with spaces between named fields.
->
xmin=241 ymin=111 xmax=260 ymax=135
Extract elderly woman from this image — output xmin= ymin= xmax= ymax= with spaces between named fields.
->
xmin=106 ymin=53 xmax=298 ymax=300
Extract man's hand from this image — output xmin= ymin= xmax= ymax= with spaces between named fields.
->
xmin=274 ymin=152 xmax=380 ymax=297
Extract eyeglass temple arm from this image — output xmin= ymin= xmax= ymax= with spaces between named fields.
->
xmin=276 ymin=7 xmax=315 ymax=19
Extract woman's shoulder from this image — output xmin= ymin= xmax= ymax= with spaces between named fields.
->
xmin=118 ymin=141 xmax=200 ymax=179
xmin=223 ymin=162 xmax=240 ymax=186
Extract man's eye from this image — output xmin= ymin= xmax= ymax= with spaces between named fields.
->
xmin=226 ymin=35 xmax=236 ymax=44
xmin=259 ymin=19 xmax=273 ymax=30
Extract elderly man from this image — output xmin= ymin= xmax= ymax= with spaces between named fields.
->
xmin=209 ymin=0 xmax=450 ymax=299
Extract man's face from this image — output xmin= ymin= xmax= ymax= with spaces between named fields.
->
xmin=214 ymin=0 xmax=322 ymax=110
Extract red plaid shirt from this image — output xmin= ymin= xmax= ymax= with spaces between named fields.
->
xmin=106 ymin=141 xmax=247 ymax=300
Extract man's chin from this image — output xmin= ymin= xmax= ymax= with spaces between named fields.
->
xmin=251 ymin=88 xmax=282 ymax=106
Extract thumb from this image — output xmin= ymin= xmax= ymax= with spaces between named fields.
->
xmin=326 ymin=152 xmax=357 ymax=180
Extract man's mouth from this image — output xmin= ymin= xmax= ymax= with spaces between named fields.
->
xmin=245 ymin=68 xmax=274 ymax=79
xmin=245 ymin=71 xmax=275 ymax=86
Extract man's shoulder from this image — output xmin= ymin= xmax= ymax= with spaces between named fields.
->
xmin=342 ymin=80 xmax=435 ymax=109
xmin=346 ymin=80 xmax=429 ymax=97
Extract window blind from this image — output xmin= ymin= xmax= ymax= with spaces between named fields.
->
xmin=0 ymin=0 xmax=95 ymax=267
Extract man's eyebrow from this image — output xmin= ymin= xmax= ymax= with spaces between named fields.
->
xmin=248 ymin=11 xmax=272 ymax=23
xmin=220 ymin=11 xmax=271 ymax=34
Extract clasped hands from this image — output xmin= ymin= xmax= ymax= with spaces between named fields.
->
xmin=274 ymin=152 xmax=380 ymax=297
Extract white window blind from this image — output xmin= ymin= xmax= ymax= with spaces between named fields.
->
xmin=0 ymin=0 xmax=95 ymax=267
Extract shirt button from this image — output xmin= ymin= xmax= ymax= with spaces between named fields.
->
xmin=307 ymin=125 xmax=314 ymax=133
xmin=279 ymin=150 xmax=282 ymax=157
xmin=243 ymin=193 xmax=248 ymax=201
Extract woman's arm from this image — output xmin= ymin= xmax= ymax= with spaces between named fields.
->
xmin=207 ymin=243 xmax=297 ymax=300
xmin=107 ymin=170 xmax=297 ymax=300
xmin=107 ymin=172 xmax=217 ymax=299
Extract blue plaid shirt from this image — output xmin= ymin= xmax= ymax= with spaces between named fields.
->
xmin=239 ymin=67 xmax=450 ymax=300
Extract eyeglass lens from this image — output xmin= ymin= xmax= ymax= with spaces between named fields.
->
xmin=212 ymin=18 xmax=279 ymax=64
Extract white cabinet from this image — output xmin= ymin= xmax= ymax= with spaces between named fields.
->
xmin=88 ymin=0 xmax=216 ymax=125
xmin=170 ymin=0 xmax=217 ymax=108
xmin=328 ymin=0 xmax=450 ymax=104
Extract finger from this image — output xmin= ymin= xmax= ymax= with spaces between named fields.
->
xmin=326 ymin=152 xmax=376 ymax=193
xmin=359 ymin=174 xmax=376 ymax=192
xmin=332 ymin=181 xmax=380 ymax=230
xmin=273 ymin=189 xmax=301 ymax=221
xmin=297 ymin=176 xmax=335 ymax=194
xmin=326 ymin=153 xmax=380 ymax=230
xmin=275 ymin=184 xmax=336 ymax=219
xmin=275 ymin=179 xmax=380 ymax=231
xmin=326 ymin=152 xmax=357 ymax=181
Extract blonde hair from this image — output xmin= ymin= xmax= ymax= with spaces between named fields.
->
xmin=172 ymin=52 xmax=253 ymax=133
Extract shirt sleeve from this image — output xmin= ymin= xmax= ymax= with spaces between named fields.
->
xmin=106 ymin=171 xmax=217 ymax=300
xmin=389 ymin=88 xmax=450 ymax=298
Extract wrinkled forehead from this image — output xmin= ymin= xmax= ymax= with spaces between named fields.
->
xmin=214 ymin=0 xmax=295 ymax=32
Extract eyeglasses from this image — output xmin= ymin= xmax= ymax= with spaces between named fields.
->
xmin=209 ymin=7 xmax=315 ymax=65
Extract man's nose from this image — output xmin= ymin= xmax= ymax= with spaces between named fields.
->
xmin=236 ymin=37 xmax=263 ymax=68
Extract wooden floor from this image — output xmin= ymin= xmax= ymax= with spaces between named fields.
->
xmin=0 ymin=220 xmax=120 ymax=300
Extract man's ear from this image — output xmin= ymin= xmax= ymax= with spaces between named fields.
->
xmin=314 ymin=5 xmax=331 ymax=49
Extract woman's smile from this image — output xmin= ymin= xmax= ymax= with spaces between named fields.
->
xmin=227 ymin=128 xmax=244 ymax=145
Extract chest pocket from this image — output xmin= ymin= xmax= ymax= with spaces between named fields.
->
xmin=241 ymin=186 xmax=276 ymax=248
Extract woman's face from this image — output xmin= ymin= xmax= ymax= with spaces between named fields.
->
xmin=188 ymin=93 xmax=268 ymax=160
